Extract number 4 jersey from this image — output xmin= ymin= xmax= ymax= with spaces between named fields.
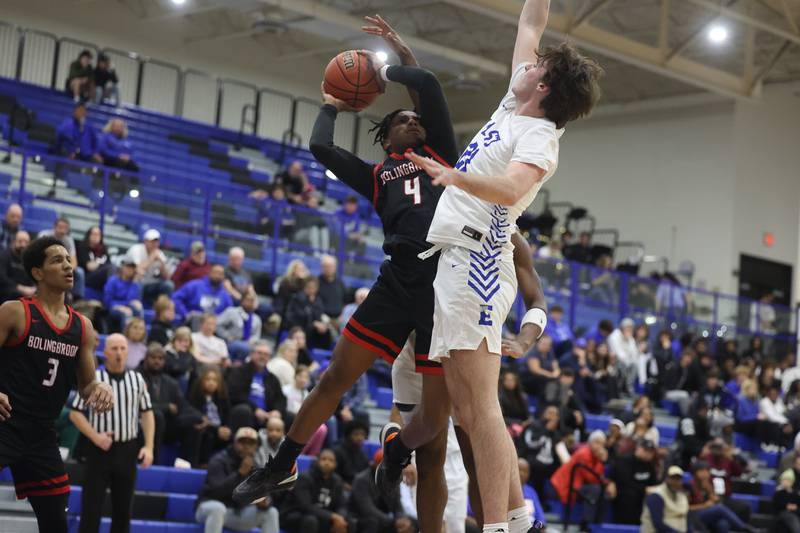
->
xmin=0 ymin=297 xmax=84 ymax=422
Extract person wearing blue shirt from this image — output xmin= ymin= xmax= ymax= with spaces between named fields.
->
xmin=55 ymin=102 xmax=102 ymax=163
xmin=335 ymin=195 xmax=367 ymax=255
xmin=98 ymin=118 xmax=139 ymax=171
xmin=734 ymin=379 xmax=760 ymax=439
xmin=517 ymin=457 xmax=546 ymax=529
xmin=103 ymin=256 xmax=142 ymax=330
xmin=172 ymin=265 xmax=234 ymax=320
xmin=544 ymin=305 xmax=574 ymax=357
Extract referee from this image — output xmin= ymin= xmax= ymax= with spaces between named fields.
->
xmin=69 ymin=333 xmax=155 ymax=533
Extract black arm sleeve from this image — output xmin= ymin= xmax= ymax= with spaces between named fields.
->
xmin=385 ymin=65 xmax=459 ymax=166
xmin=309 ymin=105 xmax=376 ymax=201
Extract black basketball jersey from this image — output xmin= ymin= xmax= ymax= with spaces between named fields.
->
xmin=0 ymin=298 xmax=84 ymax=422
xmin=372 ymin=145 xmax=448 ymax=258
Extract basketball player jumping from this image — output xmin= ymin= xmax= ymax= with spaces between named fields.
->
xmin=376 ymin=1 xmax=603 ymax=532
xmin=233 ymin=16 xmax=460 ymax=508
xmin=0 ymin=236 xmax=114 ymax=533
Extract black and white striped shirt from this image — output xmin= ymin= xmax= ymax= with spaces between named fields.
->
xmin=71 ymin=368 xmax=153 ymax=443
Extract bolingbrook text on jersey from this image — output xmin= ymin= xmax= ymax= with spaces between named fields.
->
xmin=378 ymin=161 xmax=422 ymax=185
xmin=26 ymin=335 xmax=79 ymax=357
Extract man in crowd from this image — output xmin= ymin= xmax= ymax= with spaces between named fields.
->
xmin=39 ymin=217 xmax=84 ymax=298
xmin=256 ymin=417 xmax=286 ymax=468
xmin=172 ymin=241 xmax=210 ymax=289
xmin=0 ymin=203 xmax=22 ymax=251
xmin=93 ymin=53 xmax=120 ymax=106
xmin=195 ymin=426 xmax=280 ymax=533
xmin=333 ymin=420 xmax=370 ymax=489
xmin=223 ymin=247 xmax=255 ymax=302
xmin=607 ymin=317 xmax=638 ymax=392
xmin=318 ymin=255 xmax=346 ymax=322
xmin=699 ymin=438 xmax=751 ymax=523
xmin=126 ymin=229 xmax=173 ymax=305
xmin=608 ymin=439 xmax=659 ymax=524
xmin=217 ymin=292 xmax=262 ymax=361
xmin=55 ymin=102 xmax=102 ymax=164
xmin=336 ymin=196 xmax=366 ymax=255
xmin=103 ymin=256 xmax=142 ymax=330
xmin=350 ymin=449 xmax=416 ymax=533
xmin=640 ymin=466 xmax=689 ymax=533
xmin=172 ymin=264 xmax=233 ymax=320
xmin=0 ymin=230 xmax=34 ymax=302
xmin=66 ymin=50 xmax=93 ymax=102
xmin=516 ymin=458 xmax=546 ymax=529
xmin=277 ymin=161 xmax=313 ymax=205
xmin=544 ymin=305 xmax=574 ymax=357
xmin=226 ymin=341 xmax=287 ymax=426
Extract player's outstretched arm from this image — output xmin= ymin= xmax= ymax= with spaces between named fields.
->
xmin=0 ymin=301 xmax=23 ymax=421
xmin=512 ymin=0 xmax=551 ymax=71
xmin=503 ymin=233 xmax=547 ymax=358
xmin=362 ymin=15 xmax=421 ymax=110
xmin=76 ymin=314 xmax=113 ymax=412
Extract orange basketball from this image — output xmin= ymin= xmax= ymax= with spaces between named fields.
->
xmin=323 ymin=50 xmax=382 ymax=111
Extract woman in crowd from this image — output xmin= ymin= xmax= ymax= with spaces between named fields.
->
xmin=76 ymin=225 xmax=111 ymax=294
xmin=273 ymin=259 xmax=309 ymax=320
xmin=165 ymin=326 xmax=196 ymax=383
xmin=282 ymin=366 xmax=328 ymax=457
xmin=187 ymin=367 xmax=233 ymax=467
xmin=735 ymin=379 xmax=761 ymax=439
xmin=499 ymin=370 xmax=534 ymax=439
xmin=124 ymin=317 xmax=148 ymax=369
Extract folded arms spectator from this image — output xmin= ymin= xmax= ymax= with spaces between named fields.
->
xmin=99 ymin=119 xmax=139 ymax=171
xmin=172 ymin=241 xmax=211 ymax=289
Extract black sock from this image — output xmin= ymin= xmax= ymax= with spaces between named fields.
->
xmin=272 ymin=437 xmax=305 ymax=472
xmin=386 ymin=433 xmax=413 ymax=464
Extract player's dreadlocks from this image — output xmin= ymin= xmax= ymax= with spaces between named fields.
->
xmin=368 ymin=109 xmax=404 ymax=152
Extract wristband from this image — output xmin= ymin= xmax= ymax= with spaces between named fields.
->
xmin=379 ymin=64 xmax=391 ymax=83
xmin=521 ymin=308 xmax=547 ymax=339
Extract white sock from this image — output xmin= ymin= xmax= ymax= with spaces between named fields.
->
xmin=508 ymin=506 xmax=532 ymax=533
xmin=483 ymin=523 xmax=509 ymax=533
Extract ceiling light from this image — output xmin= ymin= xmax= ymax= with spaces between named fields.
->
xmin=708 ymin=25 xmax=728 ymax=43
xmin=376 ymin=51 xmax=388 ymax=62
xmin=171 ymin=0 xmax=187 ymax=5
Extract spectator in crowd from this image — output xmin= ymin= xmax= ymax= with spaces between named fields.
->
xmin=663 ymin=349 xmax=694 ymax=416
xmin=774 ymin=458 xmax=800 ymax=533
xmin=558 ymin=340 xmax=601 ymax=413
xmin=550 ymin=430 xmax=614 ymax=530
xmin=726 ymin=365 xmax=751 ymax=397
xmin=544 ymin=304 xmax=574 ymax=357
xmin=69 ymin=333 xmax=154 ymax=533
xmin=192 ymin=313 xmax=230 ymax=368
xmin=624 ymin=406 xmax=660 ymax=447
xmin=605 ymin=418 xmax=625 ymax=464
xmin=173 ymin=264 xmax=233 ymax=320
xmin=564 ymin=231 xmax=593 ymax=264
xmin=760 ymin=383 xmax=793 ymax=449
xmin=195 ymin=426 xmax=280 ymax=533
xmin=318 ymin=255 xmax=346 ymax=321
xmin=735 ymin=379 xmax=761 ymax=442
xmin=698 ymin=368 xmax=737 ymax=437
xmin=273 ymin=259 xmax=309 ymax=319
xmin=103 ymin=256 xmax=142 ymax=331
xmin=333 ymin=419 xmax=370 ymax=488
xmin=281 ymin=365 xmax=328 ymax=456
xmin=66 ymin=49 xmax=93 ymax=102
xmin=656 ymin=272 xmax=690 ymax=316
xmin=607 ymin=317 xmax=638 ymax=393
xmin=640 ymin=465 xmax=689 ymax=533
xmin=0 ymin=203 xmax=22 ymax=251
xmin=537 ymin=238 xmax=563 ymax=260
xmin=779 ymin=434 xmax=800 ymax=475
xmin=284 ymin=277 xmax=332 ymax=349
xmin=337 ymin=374 xmax=371 ymax=434
xmin=256 ymin=417 xmax=285 ymax=468
xmin=77 ymin=226 xmax=112 ymax=294
xmin=172 ymin=241 xmax=211 ymax=289
xmin=350 ymin=449 xmax=417 ymax=533
xmin=295 ymin=194 xmax=331 ymax=252
xmin=165 ymin=326 xmax=196 ymax=382
xmin=686 ymin=460 xmax=756 ymax=533
xmin=0 ymin=230 xmax=34 ymax=302
xmin=93 ymin=53 xmax=120 ymax=106
xmin=217 ymin=292 xmax=262 ymax=361
xmin=124 ymin=317 xmax=148 ymax=370
xmin=255 ymin=184 xmax=296 ymax=239
xmin=676 ymin=399 xmax=712 ymax=470
xmin=287 ymin=326 xmax=317 ymax=372
xmin=39 ymin=217 xmax=85 ymax=298
xmin=337 ymin=195 xmax=367 ymax=255
xmin=127 ymin=229 xmax=174 ymax=304
xmin=267 ymin=339 xmax=298 ymax=388
xmin=520 ymin=405 xmax=568 ymax=501
xmin=520 ymin=334 xmax=560 ymax=399
xmin=699 ymin=438 xmax=750 ymax=523
xmin=588 ymin=254 xmax=617 ymax=304
xmin=590 ymin=341 xmax=623 ymax=403
xmin=516 ymin=457 xmax=546 ymax=529
xmin=743 ymin=336 xmax=766 ymax=365
xmin=187 ymin=366 xmax=233 ymax=467
xmin=98 ymin=118 xmax=138 ymax=171
xmin=339 ymin=287 xmax=368 ymax=332
xmin=148 ymin=294 xmax=176 ymax=346
xmin=226 ymin=341 xmax=286 ymax=426
xmin=499 ymin=370 xmax=533 ymax=437
xmin=609 ymin=439 xmax=659 ymax=524
xmin=648 ymin=330 xmax=675 ymax=402
xmin=55 ymin=102 xmax=102 ymax=163
xmin=277 ymin=161 xmax=313 ymax=205
xmin=140 ymin=343 xmax=200 ymax=465
xmin=223 ymin=247 xmax=255 ymax=303
xmin=280 ymin=449 xmax=351 ymax=533
xmin=547 ymin=368 xmax=587 ymax=437
xmin=584 ymin=319 xmax=614 ymax=346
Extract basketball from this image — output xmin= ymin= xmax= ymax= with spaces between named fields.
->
xmin=323 ymin=50 xmax=382 ymax=111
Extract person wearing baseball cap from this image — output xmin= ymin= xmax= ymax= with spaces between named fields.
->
xmin=172 ymin=240 xmax=210 ymax=289
xmin=103 ymin=254 xmax=143 ymax=331
xmin=640 ymin=465 xmax=689 ymax=533
xmin=126 ymin=228 xmax=173 ymax=305
xmin=196 ymin=425 xmax=279 ymax=533
xmin=609 ymin=439 xmax=659 ymax=524
xmin=686 ymin=460 xmax=759 ymax=533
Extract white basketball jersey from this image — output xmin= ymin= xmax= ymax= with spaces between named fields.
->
xmin=426 ymin=62 xmax=564 ymax=255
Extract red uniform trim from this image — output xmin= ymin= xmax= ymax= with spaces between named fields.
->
xmin=342 ymin=328 xmax=395 ymax=365
xmin=347 ymin=318 xmax=402 ymax=353
xmin=388 ymin=152 xmax=404 ymax=160
xmin=14 ymin=473 xmax=69 ymax=490
xmin=422 ymin=145 xmax=452 ymax=168
xmin=17 ymin=485 xmax=70 ymax=499
xmin=372 ymin=163 xmax=382 ymax=208
xmin=415 ymin=365 xmax=444 ymax=376
xmin=31 ymin=297 xmax=74 ymax=335
xmin=4 ymin=298 xmax=31 ymax=348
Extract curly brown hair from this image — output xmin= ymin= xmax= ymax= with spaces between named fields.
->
xmin=538 ymin=42 xmax=603 ymax=128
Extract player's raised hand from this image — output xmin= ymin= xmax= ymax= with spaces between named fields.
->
xmin=405 ymin=152 xmax=460 ymax=187
xmin=0 ymin=392 xmax=11 ymax=421
xmin=85 ymin=381 xmax=114 ymax=413
xmin=362 ymin=15 xmax=414 ymax=62
xmin=320 ymin=83 xmax=359 ymax=113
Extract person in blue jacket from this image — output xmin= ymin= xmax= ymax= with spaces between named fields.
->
xmin=98 ymin=118 xmax=139 ymax=171
xmin=103 ymin=256 xmax=142 ymax=331
xmin=517 ymin=457 xmax=546 ymax=529
xmin=172 ymin=264 xmax=233 ymax=320
xmin=54 ymin=102 xmax=102 ymax=163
